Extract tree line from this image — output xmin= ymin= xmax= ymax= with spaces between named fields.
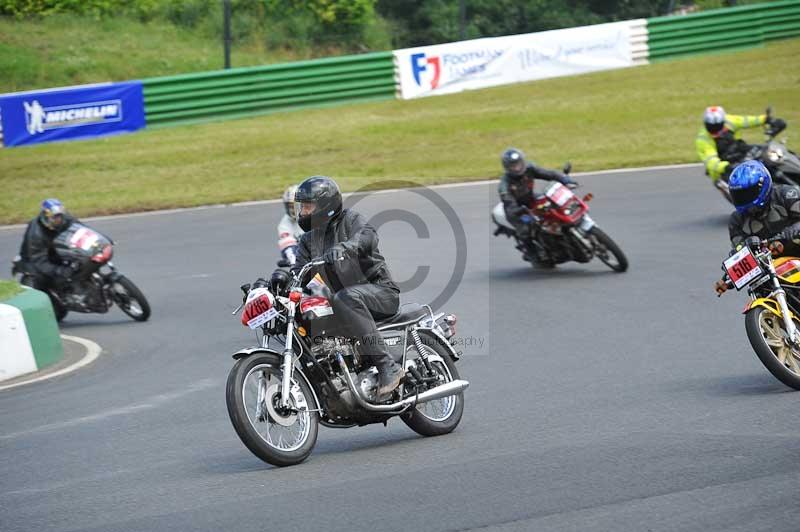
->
xmin=0 ymin=0 xmax=768 ymax=52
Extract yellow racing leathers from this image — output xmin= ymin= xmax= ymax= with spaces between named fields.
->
xmin=696 ymin=114 xmax=767 ymax=181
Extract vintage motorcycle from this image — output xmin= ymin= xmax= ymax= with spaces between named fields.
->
xmin=12 ymin=222 xmax=150 ymax=322
xmin=491 ymin=164 xmax=628 ymax=272
xmin=226 ymin=259 xmax=468 ymax=467
xmin=718 ymin=237 xmax=800 ymax=389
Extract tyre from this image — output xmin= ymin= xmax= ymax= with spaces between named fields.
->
xmin=226 ymin=353 xmax=319 ymax=467
xmin=111 ymin=276 xmax=150 ymax=322
xmin=402 ymin=333 xmax=465 ymax=437
xmin=591 ymin=227 xmax=628 ymax=272
xmin=745 ymin=306 xmax=800 ymax=390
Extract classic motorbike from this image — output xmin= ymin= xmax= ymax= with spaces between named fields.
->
xmin=717 ymin=237 xmax=800 ymax=389
xmin=491 ymin=164 xmax=628 ymax=272
xmin=12 ymin=222 xmax=150 ymax=322
xmin=226 ymin=259 xmax=468 ymax=467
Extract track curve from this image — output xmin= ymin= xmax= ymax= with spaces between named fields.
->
xmin=2 ymin=166 xmax=799 ymax=532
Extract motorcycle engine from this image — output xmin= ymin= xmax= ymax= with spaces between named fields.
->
xmin=313 ymin=338 xmax=366 ymax=414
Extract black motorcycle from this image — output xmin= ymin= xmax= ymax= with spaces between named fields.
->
xmin=12 ymin=222 xmax=150 ymax=322
xmin=715 ymin=109 xmax=800 ymax=202
xmin=226 ymin=259 xmax=467 ymax=467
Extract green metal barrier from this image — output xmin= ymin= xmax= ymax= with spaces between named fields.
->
xmin=647 ymin=0 xmax=800 ymax=61
xmin=143 ymin=51 xmax=395 ymax=127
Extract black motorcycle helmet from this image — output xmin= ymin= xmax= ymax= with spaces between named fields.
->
xmin=501 ymin=148 xmax=527 ymax=178
xmin=269 ymin=268 xmax=291 ymax=296
xmin=294 ymin=176 xmax=342 ymax=231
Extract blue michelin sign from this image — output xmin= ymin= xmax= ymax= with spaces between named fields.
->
xmin=0 ymin=81 xmax=145 ymax=147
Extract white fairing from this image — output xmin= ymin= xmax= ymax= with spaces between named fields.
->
xmin=492 ymin=202 xmax=515 ymax=230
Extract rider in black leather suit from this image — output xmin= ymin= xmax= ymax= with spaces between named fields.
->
xmin=19 ymin=198 xmax=77 ymax=292
xmin=291 ymin=176 xmax=404 ymax=396
xmin=498 ymin=148 xmax=577 ymax=262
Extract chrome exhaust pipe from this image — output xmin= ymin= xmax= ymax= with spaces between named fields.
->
xmin=399 ymin=379 xmax=469 ymax=408
xmin=336 ymin=353 xmax=468 ymax=413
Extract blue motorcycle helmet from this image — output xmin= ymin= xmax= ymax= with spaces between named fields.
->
xmin=39 ymin=198 xmax=67 ymax=230
xmin=729 ymin=160 xmax=773 ymax=216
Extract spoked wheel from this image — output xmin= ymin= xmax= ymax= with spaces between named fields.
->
xmin=745 ymin=306 xmax=800 ymax=390
xmin=111 ymin=276 xmax=150 ymax=321
xmin=402 ymin=334 xmax=464 ymax=437
xmin=226 ymin=353 xmax=319 ymax=467
xmin=590 ymin=227 xmax=628 ymax=272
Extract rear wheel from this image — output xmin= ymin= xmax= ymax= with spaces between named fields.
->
xmin=226 ymin=353 xmax=319 ymax=467
xmin=402 ymin=334 xmax=464 ymax=437
xmin=591 ymin=227 xmax=628 ymax=272
xmin=745 ymin=306 xmax=800 ymax=390
xmin=111 ymin=276 xmax=150 ymax=321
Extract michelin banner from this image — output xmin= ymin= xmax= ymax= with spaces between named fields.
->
xmin=0 ymin=81 xmax=145 ymax=147
xmin=394 ymin=21 xmax=637 ymax=100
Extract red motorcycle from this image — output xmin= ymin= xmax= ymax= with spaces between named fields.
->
xmin=491 ymin=164 xmax=628 ymax=272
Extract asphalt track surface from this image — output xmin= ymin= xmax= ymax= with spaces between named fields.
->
xmin=2 ymin=166 xmax=799 ymax=532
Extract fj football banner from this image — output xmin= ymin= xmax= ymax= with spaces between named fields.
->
xmin=0 ymin=81 xmax=145 ymax=147
xmin=393 ymin=21 xmax=636 ymax=100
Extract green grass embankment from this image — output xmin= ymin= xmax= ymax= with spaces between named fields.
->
xmin=1 ymin=38 xmax=799 ymax=225
xmin=0 ymin=280 xmax=23 ymax=301
xmin=0 ymin=14 xmax=324 ymax=94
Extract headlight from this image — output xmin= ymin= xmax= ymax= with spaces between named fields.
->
xmin=767 ymin=148 xmax=784 ymax=162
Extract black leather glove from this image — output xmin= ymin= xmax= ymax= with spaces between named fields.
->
xmin=768 ymin=117 xmax=787 ymax=135
xmin=783 ymin=227 xmax=800 ymax=243
xmin=744 ymin=235 xmax=762 ymax=250
xmin=322 ymin=245 xmax=347 ymax=265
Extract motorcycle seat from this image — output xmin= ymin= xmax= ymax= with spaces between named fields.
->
xmin=376 ymin=303 xmax=428 ymax=327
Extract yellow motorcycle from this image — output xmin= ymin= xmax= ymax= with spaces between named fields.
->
xmin=718 ymin=237 xmax=800 ymax=389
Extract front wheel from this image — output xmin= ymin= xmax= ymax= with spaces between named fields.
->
xmin=226 ymin=353 xmax=319 ymax=467
xmin=745 ymin=306 xmax=800 ymax=390
xmin=111 ymin=276 xmax=150 ymax=321
xmin=590 ymin=227 xmax=628 ymax=272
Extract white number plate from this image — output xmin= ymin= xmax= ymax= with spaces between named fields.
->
xmin=545 ymin=182 xmax=575 ymax=206
xmin=723 ymin=247 xmax=764 ymax=290
xmin=247 ymin=307 xmax=279 ymax=330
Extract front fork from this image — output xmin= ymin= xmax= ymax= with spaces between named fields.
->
xmin=768 ymin=265 xmax=799 ymax=344
xmin=280 ymin=301 xmax=297 ymax=408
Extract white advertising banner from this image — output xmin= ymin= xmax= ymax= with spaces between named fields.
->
xmin=393 ymin=20 xmax=636 ymax=100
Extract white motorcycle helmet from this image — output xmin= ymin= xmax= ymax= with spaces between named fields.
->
xmin=704 ymin=106 xmax=726 ymax=135
xmin=282 ymin=184 xmax=299 ymax=219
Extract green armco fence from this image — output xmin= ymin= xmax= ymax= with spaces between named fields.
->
xmin=647 ymin=0 xmax=800 ymax=61
xmin=142 ymin=51 xmax=395 ymax=127
xmin=132 ymin=4 xmax=800 ymax=128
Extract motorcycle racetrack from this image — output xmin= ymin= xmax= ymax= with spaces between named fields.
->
xmin=2 ymin=165 xmax=799 ymax=532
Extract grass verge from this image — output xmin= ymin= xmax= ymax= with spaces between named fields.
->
xmin=1 ymin=38 xmax=799 ymax=225
xmin=0 ymin=280 xmax=23 ymax=301
xmin=0 ymin=14 xmax=338 ymax=94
